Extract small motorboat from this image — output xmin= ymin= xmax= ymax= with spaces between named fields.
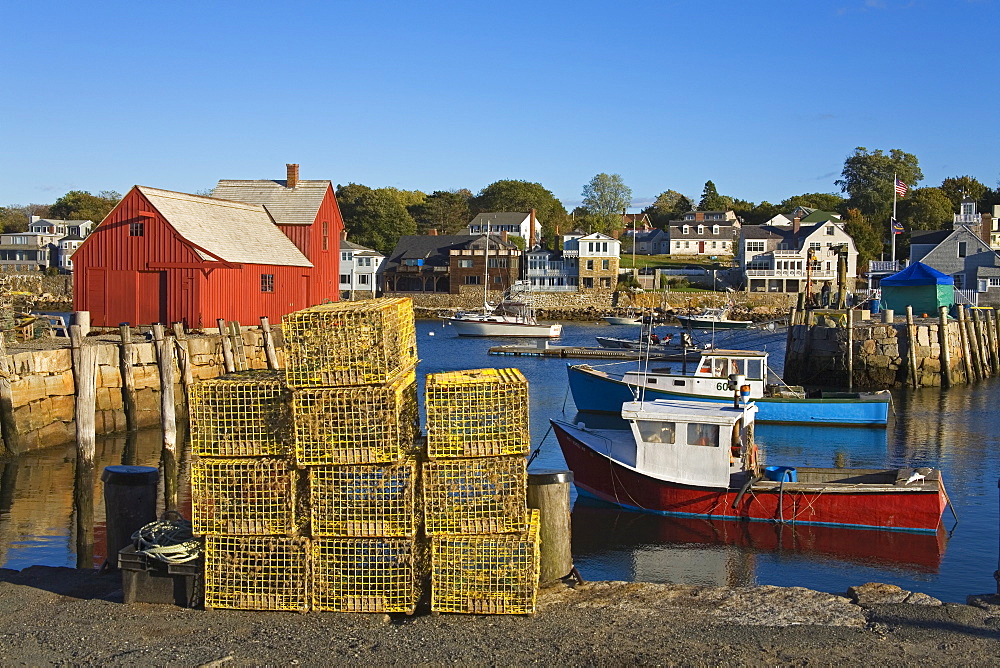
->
xmin=676 ymin=307 xmax=752 ymax=330
xmin=568 ymin=348 xmax=890 ymax=426
xmin=551 ymin=397 xmax=948 ymax=532
xmin=603 ymin=315 xmax=644 ymax=326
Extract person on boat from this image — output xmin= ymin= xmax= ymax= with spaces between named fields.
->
xmin=650 ymin=332 xmax=660 ymax=345
xmin=821 ymin=281 xmax=831 ymax=307
xmin=663 ymin=333 xmax=674 ymax=345
xmin=681 ymin=332 xmax=693 ymax=348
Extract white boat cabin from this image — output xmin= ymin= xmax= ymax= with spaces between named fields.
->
xmin=622 ymin=349 xmax=768 ymax=400
xmin=620 ymin=399 xmax=758 ymax=488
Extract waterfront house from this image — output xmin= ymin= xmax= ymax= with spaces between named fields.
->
xmin=624 ymin=228 xmax=669 ymax=255
xmin=381 ymin=233 xmax=520 ymax=295
xmin=738 ymin=214 xmax=858 ymax=293
xmin=524 ymin=232 xmax=621 ymax=292
xmin=211 ymin=164 xmax=342 ymax=302
xmin=339 ymin=237 xmax=384 ymax=300
xmin=72 ymin=185 xmax=319 ymax=328
xmin=909 ymin=199 xmax=1000 ymax=305
xmin=666 ymin=211 xmax=739 ymax=257
xmin=466 ymin=211 xmax=542 ymax=247
xmin=0 ymin=230 xmax=61 ymax=272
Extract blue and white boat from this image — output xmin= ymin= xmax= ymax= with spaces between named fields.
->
xmin=567 ymin=348 xmax=890 ymax=426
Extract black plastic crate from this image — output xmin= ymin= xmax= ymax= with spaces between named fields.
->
xmin=119 ymin=545 xmax=202 ymax=608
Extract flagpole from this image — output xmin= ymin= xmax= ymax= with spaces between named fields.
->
xmin=891 ymin=172 xmax=897 ymax=266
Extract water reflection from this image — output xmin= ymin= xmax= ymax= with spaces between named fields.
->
xmin=572 ymin=498 xmax=947 ymax=587
xmin=0 ymin=425 xmax=190 ymax=570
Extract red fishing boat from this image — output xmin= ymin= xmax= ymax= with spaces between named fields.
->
xmin=551 ymin=398 xmax=948 ymax=533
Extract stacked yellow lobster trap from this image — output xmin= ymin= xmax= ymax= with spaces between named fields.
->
xmin=190 ymin=298 xmax=539 ymax=615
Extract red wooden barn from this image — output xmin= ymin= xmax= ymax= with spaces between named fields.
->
xmin=73 ymin=165 xmax=343 ymax=328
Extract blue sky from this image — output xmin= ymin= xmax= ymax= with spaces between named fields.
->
xmin=3 ymin=0 xmax=997 ymax=212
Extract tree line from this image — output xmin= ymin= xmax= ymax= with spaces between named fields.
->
xmin=5 ymin=148 xmax=998 ymax=264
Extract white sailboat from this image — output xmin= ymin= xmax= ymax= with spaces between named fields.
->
xmin=444 ymin=228 xmax=562 ymax=338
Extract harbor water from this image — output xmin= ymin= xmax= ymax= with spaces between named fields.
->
xmin=1 ymin=319 xmax=997 ymax=603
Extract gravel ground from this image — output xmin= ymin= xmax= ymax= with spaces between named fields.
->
xmin=0 ymin=567 xmax=997 ymax=666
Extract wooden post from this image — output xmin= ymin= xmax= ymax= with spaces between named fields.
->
xmin=118 ymin=324 xmax=138 ymax=434
xmin=526 ymin=470 xmax=574 ymax=584
xmin=152 ymin=324 xmax=178 ymax=511
xmin=172 ymin=322 xmax=194 ymax=397
xmin=973 ymin=309 xmax=990 ymax=379
xmin=905 ymin=306 xmax=919 ymax=389
xmin=846 ymin=308 xmax=854 ymax=390
xmin=939 ymin=306 xmax=953 ymax=388
xmin=260 ymin=317 xmax=280 ymax=370
xmin=991 ymin=310 xmax=1000 ymax=375
xmin=70 ymin=324 xmax=97 ymax=569
xmin=0 ymin=334 xmax=21 ymax=456
xmin=966 ymin=308 xmax=983 ymax=381
xmin=785 ymin=307 xmax=796 ymax=362
xmin=228 ymin=321 xmax=248 ymax=371
xmin=958 ymin=307 xmax=974 ymax=383
xmin=218 ymin=318 xmax=236 ymax=374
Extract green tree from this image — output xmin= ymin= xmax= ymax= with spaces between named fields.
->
xmin=698 ymin=181 xmax=732 ymax=211
xmin=779 ymin=193 xmax=845 ymax=213
xmin=939 ymin=176 xmax=987 ymax=211
xmin=336 ymin=184 xmax=416 ymax=253
xmin=408 ymin=190 xmax=471 ymax=235
xmin=642 ymin=189 xmax=692 ymax=228
xmin=0 ymin=203 xmax=49 ymax=233
xmin=738 ymin=201 xmax=780 ymax=226
xmin=897 ymin=187 xmax=954 ymax=231
xmin=834 ymin=147 xmax=922 ymax=221
xmin=472 ymin=180 xmax=569 ymax=248
xmin=842 ymin=208 xmax=883 ymax=266
xmin=581 ymin=173 xmax=632 ymax=234
xmin=48 ymin=190 xmax=121 ymax=222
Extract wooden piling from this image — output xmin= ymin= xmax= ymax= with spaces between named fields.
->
xmin=70 ymin=324 xmax=97 ymax=569
xmin=958 ymin=307 xmax=974 ymax=383
xmin=228 ymin=321 xmax=248 ymax=371
xmin=939 ymin=306 xmax=953 ymax=388
xmin=526 ymin=471 xmax=574 ymax=583
xmin=172 ymin=322 xmax=194 ymax=392
xmin=906 ymin=306 xmax=919 ymax=389
xmin=118 ymin=324 xmax=138 ymax=435
xmin=965 ymin=308 xmax=983 ymax=381
xmin=217 ymin=318 xmax=236 ymax=374
xmin=260 ymin=316 xmax=280 ymax=370
xmin=846 ymin=308 xmax=854 ymax=390
xmin=973 ymin=309 xmax=990 ymax=379
xmin=991 ymin=310 xmax=1000 ymax=375
xmin=0 ymin=335 xmax=21 ymax=457
xmin=152 ymin=324 xmax=178 ymax=511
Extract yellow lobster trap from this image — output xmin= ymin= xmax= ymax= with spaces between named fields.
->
xmin=282 ymin=298 xmax=417 ymax=388
xmin=292 ymin=370 xmax=419 ymax=465
xmin=311 ymin=538 xmax=424 ymax=614
xmin=204 ymin=536 xmax=309 ymax=612
xmin=309 ymin=459 xmax=419 ymax=538
xmin=189 ymin=371 xmax=291 ymax=458
xmin=191 ymin=458 xmax=297 ymax=536
xmin=431 ymin=509 xmax=540 ymax=615
xmin=422 ymin=455 xmax=528 ymax=536
xmin=425 ymin=368 xmax=529 ymax=459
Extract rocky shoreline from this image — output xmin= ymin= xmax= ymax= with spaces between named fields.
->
xmin=0 ymin=566 xmax=997 ymax=665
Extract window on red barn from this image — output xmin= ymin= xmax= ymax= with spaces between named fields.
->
xmin=261 ymin=274 xmax=275 ymax=292
xmin=322 ymin=221 xmax=329 ymax=251
xmin=129 ymin=222 xmax=144 ymax=237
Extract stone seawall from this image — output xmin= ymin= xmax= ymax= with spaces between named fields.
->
xmin=785 ymin=318 xmax=970 ymax=388
xmin=4 ymin=328 xmax=280 ymax=453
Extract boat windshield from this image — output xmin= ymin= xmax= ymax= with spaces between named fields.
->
xmin=635 ymin=420 xmax=676 ymax=444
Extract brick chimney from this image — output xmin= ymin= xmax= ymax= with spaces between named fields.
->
xmin=428 ymin=228 xmax=438 ymax=236
xmin=982 ymin=213 xmax=993 ymax=246
xmin=529 ymin=209 xmax=537 ymax=249
xmin=286 ymin=163 xmax=299 ymax=189
xmin=340 ymin=229 xmax=348 ymax=241
xmin=792 ymin=216 xmax=800 ymax=235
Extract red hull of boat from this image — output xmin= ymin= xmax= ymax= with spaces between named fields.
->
xmin=555 ymin=425 xmax=946 ymax=533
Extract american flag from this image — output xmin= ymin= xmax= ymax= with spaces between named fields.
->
xmin=895 ymin=179 xmax=908 ymax=198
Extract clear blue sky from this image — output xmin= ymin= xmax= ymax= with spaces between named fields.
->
xmin=3 ymin=0 xmax=997 ymax=212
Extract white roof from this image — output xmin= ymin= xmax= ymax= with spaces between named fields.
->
xmin=137 ymin=187 xmax=312 ymax=267
xmin=621 ymin=399 xmax=756 ymax=425
xmin=211 ymin=179 xmax=331 ymax=225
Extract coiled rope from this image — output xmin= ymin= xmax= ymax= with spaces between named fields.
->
xmin=131 ymin=514 xmax=202 ymax=565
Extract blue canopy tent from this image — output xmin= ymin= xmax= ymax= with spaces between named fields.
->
xmin=879 ymin=262 xmax=954 ymax=315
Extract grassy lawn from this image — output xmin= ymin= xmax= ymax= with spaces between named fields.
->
xmin=619 ymin=254 xmax=733 ymax=269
